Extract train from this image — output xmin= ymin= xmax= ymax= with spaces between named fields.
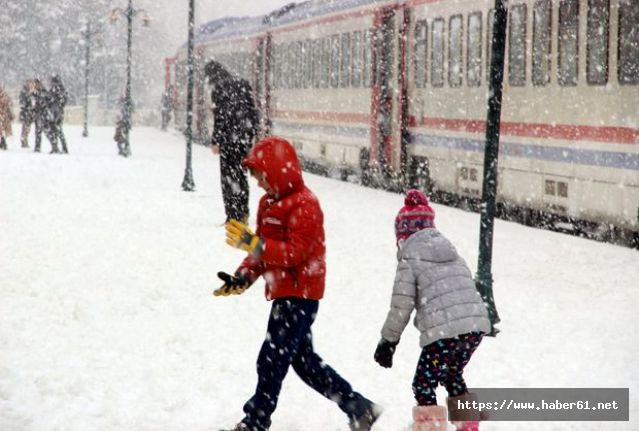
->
xmin=166 ymin=0 xmax=639 ymax=246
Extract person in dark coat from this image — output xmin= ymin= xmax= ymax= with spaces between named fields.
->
xmin=32 ymin=79 xmax=47 ymax=153
xmin=43 ymin=75 xmax=68 ymax=154
xmin=19 ymin=80 xmax=35 ymax=148
xmin=113 ymin=93 xmax=132 ymax=157
xmin=205 ymin=60 xmax=258 ymax=223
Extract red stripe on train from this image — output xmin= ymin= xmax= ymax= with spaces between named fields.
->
xmin=272 ymin=110 xmax=639 ymax=145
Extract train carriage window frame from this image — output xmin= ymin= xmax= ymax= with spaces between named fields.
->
xmin=363 ymin=29 xmax=373 ymax=88
xmin=330 ymin=34 xmax=341 ymax=88
xmin=352 ymin=31 xmax=363 ymax=87
xmin=414 ymin=19 xmax=428 ymax=88
xmin=312 ymin=39 xmax=322 ymax=89
xmin=448 ymin=14 xmax=464 ymax=88
xmin=532 ymin=0 xmax=552 ymax=86
xmin=303 ymin=39 xmax=312 ymax=89
xmin=618 ymin=0 xmax=639 ymax=85
xmin=431 ymin=17 xmax=445 ymax=88
xmin=586 ymin=0 xmax=610 ymax=86
xmin=320 ymin=36 xmax=331 ymax=88
xmin=340 ymin=32 xmax=352 ymax=88
xmin=288 ymin=42 xmax=297 ymax=89
xmin=508 ymin=4 xmax=528 ymax=87
xmin=558 ymin=0 xmax=580 ymax=87
xmin=486 ymin=9 xmax=495 ymax=84
xmin=467 ymin=12 xmax=483 ymax=87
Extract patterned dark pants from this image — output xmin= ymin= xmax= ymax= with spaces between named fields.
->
xmin=412 ymin=332 xmax=483 ymax=406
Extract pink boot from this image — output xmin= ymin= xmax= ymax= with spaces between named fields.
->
xmin=412 ymin=405 xmax=447 ymax=431
xmin=447 ymin=393 xmax=484 ymax=431
xmin=451 ymin=421 xmax=479 ymax=431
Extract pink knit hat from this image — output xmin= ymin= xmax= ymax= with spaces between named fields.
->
xmin=395 ymin=189 xmax=435 ymax=243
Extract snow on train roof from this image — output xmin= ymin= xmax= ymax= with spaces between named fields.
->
xmin=193 ymin=15 xmax=267 ymax=44
xmin=177 ymin=0 xmax=395 ymax=51
xmin=265 ymin=0 xmax=395 ymax=27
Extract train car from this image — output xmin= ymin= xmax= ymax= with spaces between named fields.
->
xmin=169 ymin=0 xmax=639 ymax=245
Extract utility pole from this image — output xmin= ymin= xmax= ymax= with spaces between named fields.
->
xmin=475 ymin=0 xmax=508 ymax=336
xmin=181 ymin=0 xmax=196 ymax=191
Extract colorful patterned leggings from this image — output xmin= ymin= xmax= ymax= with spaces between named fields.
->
xmin=412 ymin=332 xmax=483 ymax=406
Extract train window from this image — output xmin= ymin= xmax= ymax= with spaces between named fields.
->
xmin=363 ymin=29 xmax=373 ymax=87
xmin=557 ymin=181 xmax=568 ymax=198
xmin=486 ymin=9 xmax=495 ymax=84
xmin=321 ymin=37 xmax=330 ymax=88
xmin=533 ymin=0 xmax=552 ymax=86
xmin=303 ymin=40 xmax=312 ymax=89
xmin=352 ymin=31 xmax=363 ymax=87
xmin=618 ymin=0 xmax=639 ymax=85
xmin=467 ymin=12 xmax=483 ymax=87
xmin=587 ymin=0 xmax=609 ymax=85
xmin=509 ymin=4 xmax=527 ymax=87
xmin=272 ymin=45 xmax=280 ymax=90
xmin=449 ymin=15 xmax=463 ymax=87
xmin=414 ymin=19 xmax=428 ymax=88
xmin=558 ymin=0 xmax=579 ymax=86
xmin=545 ymin=180 xmax=556 ymax=195
xmin=289 ymin=42 xmax=297 ymax=89
xmin=331 ymin=34 xmax=340 ymax=88
xmin=340 ymin=33 xmax=351 ymax=88
xmin=431 ymin=18 xmax=445 ymax=87
xmin=312 ymin=39 xmax=321 ymax=88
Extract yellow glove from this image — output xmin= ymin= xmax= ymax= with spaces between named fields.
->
xmin=225 ymin=219 xmax=263 ymax=256
xmin=213 ymin=271 xmax=250 ymax=296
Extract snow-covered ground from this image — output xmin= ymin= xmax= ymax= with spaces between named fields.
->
xmin=1 ymin=125 xmax=637 ymax=431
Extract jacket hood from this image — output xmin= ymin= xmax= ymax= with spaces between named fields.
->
xmin=399 ymin=229 xmax=458 ymax=263
xmin=243 ymin=136 xmax=304 ymax=199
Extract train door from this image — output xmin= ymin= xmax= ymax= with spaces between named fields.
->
xmin=369 ymin=5 xmax=409 ymax=187
xmin=254 ymin=34 xmax=272 ymax=139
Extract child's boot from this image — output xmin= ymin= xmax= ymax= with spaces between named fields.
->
xmin=447 ymin=393 xmax=483 ymax=431
xmin=412 ymin=405 xmax=447 ymax=431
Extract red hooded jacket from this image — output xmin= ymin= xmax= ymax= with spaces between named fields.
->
xmin=236 ymin=137 xmax=326 ymax=300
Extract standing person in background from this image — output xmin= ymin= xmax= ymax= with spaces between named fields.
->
xmin=160 ymin=88 xmax=172 ymax=131
xmin=374 ymin=189 xmax=491 ymax=431
xmin=43 ymin=75 xmax=69 ymax=154
xmin=0 ymin=85 xmax=14 ymax=150
xmin=32 ymin=79 xmax=47 ymax=153
xmin=205 ymin=60 xmax=258 ymax=223
xmin=114 ymin=93 xmax=132 ymax=157
xmin=19 ymin=79 xmax=35 ymax=148
xmin=216 ymin=136 xmax=381 ymax=431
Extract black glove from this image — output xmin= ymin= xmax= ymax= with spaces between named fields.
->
xmin=374 ymin=338 xmax=398 ymax=368
xmin=213 ymin=271 xmax=250 ymax=296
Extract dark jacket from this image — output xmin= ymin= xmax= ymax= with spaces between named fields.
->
xmin=46 ymin=78 xmax=68 ymax=125
xmin=206 ymin=60 xmax=258 ymax=157
xmin=19 ymin=85 xmax=33 ymax=123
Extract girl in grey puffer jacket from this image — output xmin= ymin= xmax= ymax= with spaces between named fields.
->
xmin=374 ymin=190 xmax=491 ymax=431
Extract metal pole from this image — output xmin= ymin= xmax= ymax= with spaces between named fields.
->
xmin=475 ymin=0 xmax=508 ymax=336
xmin=82 ymin=23 xmax=91 ymax=137
xmin=124 ymin=0 xmax=133 ymax=157
xmin=181 ymin=0 xmax=195 ymax=191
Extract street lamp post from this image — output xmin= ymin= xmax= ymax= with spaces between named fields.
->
xmin=110 ymin=0 xmax=150 ymax=157
xmin=181 ymin=0 xmax=195 ymax=191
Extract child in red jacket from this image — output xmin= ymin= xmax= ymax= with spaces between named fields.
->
xmin=216 ymin=136 xmax=380 ymax=431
